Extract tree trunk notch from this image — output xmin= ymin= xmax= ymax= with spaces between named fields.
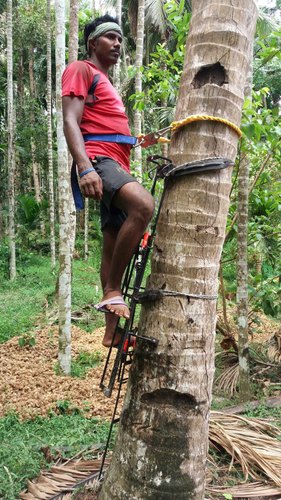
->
xmin=100 ymin=1 xmax=258 ymax=498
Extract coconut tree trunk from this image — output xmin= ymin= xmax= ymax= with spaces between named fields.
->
xmin=133 ymin=0 xmax=145 ymax=178
xmin=99 ymin=1 xmax=258 ymax=498
xmin=55 ymin=0 xmax=72 ymax=375
xmin=237 ymin=49 xmax=254 ymax=401
xmin=47 ymin=0 xmax=56 ymax=269
xmin=7 ymin=0 xmax=16 ymax=281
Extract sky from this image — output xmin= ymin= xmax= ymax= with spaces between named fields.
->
xmin=256 ymin=0 xmax=276 ymax=6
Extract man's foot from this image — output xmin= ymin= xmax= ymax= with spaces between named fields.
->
xmin=95 ymin=291 xmax=130 ymax=319
xmin=102 ymin=324 xmax=122 ymax=348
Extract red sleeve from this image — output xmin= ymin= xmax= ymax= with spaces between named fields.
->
xmin=62 ymin=61 xmax=92 ymax=99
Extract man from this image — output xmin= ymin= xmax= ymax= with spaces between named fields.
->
xmin=62 ymin=14 xmax=154 ymax=347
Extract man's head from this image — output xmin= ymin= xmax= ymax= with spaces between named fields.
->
xmin=84 ymin=14 xmax=122 ymax=60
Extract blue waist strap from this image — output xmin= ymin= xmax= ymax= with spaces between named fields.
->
xmin=71 ymin=162 xmax=84 ymax=211
xmin=83 ymin=133 xmax=138 ymax=146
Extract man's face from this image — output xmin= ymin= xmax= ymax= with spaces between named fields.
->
xmin=91 ymin=31 xmax=123 ymax=66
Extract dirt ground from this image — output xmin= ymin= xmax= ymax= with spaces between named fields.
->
xmin=0 ymin=326 xmax=124 ymax=420
xmin=0 ymin=311 xmax=279 ymax=420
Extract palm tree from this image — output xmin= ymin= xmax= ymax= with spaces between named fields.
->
xmin=236 ymin=10 xmax=278 ymax=401
xmin=133 ymin=0 xmax=145 ymax=177
xmin=46 ymin=0 xmax=56 ymax=269
xmin=236 ymin=47 xmax=254 ymax=401
xmin=100 ymin=0 xmax=258 ymax=497
xmin=112 ymin=0 xmax=122 ymax=90
xmin=55 ymin=0 xmax=72 ymax=375
xmin=29 ymin=46 xmax=44 ymax=232
xmin=7 ymin=0 xmax=16 ymax=280
xmin=68 ymin=0 xmax=79 ymax=63
xmin=68 ymin=0 xmax=79 ymax=259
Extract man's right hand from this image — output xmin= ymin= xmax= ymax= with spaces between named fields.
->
xmin=79 ymin=170 xmax=103 ymax=200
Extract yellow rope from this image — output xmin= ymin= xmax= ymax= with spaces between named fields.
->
xmin=158 ymin=137 xmax=170 ymax=144
xmin=170 ymin=114 xmax=243 ymax=138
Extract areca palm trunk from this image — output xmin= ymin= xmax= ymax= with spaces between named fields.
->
xmin=237 ymin=50 xmax=254 ymax=401
xmin=133 ymin=0 xmax=145 ymax=177
xmin=113 ymin=0 xmax=122 ymax=91
xmin=68 ymin=0 xmax=79 ymax=63
xmin=29 ymin=48 xmax=45 ymax=235
xmin=55 ymin=0 xmax=72 ymax=375
xmin=47 ymin=0 xmax=56 ymax=269
xmin=100 ymin=1 xmax=258 ymax=498
xmin=68 ymin=0 xmax=79 ymax=258
xmin=7 ymin=0 xmax=16 ymax=280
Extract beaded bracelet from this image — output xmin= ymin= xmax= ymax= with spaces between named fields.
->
xmin=79 ymin=167 xmax=96 ymax=178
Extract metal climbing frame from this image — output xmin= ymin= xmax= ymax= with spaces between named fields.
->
xmin=99 ymin=155 xmax=171 ymax=399
xmin=98 ymin=155 xmax=233 ymax=479
xmin=97 ymin=155 xmax=172 ymax=480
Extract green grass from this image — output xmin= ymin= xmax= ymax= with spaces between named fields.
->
xmin=244 ymin=404 xmax=281 ymax=424
xmin=54 ymin=350 xmax=103 ymax=378
xmin=0 ymin=255 xmax=57 ymax=343
xmin=0 ymin=251 xmax=103 ymax=344
xmin=0 ymin=412 xmax=115 ymax=500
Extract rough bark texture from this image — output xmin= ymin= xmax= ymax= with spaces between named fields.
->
xmin=55 ymin=0 xmax=72 ymax=375
xmin=100 ymin=1 xmax=258 ymax=499
xmin=7 ymin=0 xmax=16 ymax=281
xmin=133 ymin=0 xmax=145 ymax=177
xmin=47 ymin=0 xmax=56 ymax=269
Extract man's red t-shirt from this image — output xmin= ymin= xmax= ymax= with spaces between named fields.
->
xmin=62 ymin=60 xmax=131 ymax=172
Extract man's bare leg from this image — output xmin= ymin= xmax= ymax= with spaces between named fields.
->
xmin=100 ymin=181 xmax=154 ymax=320
xmin=100 ymin=225 xmax=121 ymax=347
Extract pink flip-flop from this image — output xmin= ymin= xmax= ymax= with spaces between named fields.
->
xmin=94 ymin=295 xmax=128 ymax=314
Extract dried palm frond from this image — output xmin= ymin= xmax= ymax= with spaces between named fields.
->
xmin=210 ymin=412 xmax=281 ymax=487
xmin=207 ymin=481 xmax=281 ymax=498
xmin=19 ymin=457 xmax=107 ymax=500
xmin=215 ymin=351 xmax=239 ymax=396
xmin=266 ymin=331 xmax=281 ymax=364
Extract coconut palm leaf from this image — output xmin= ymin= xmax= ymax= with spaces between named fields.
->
xmin=20 ymin=455 xmax=108 ymax=499
xmin=210 ymin=412 xmax=281 ymax=487
xmin=145 ymin=0 xmax=166 ymax=36
xmin=208 ymin=481 xmax=281 ymax=498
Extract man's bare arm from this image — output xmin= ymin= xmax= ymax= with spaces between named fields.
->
xmin=62 ymin=95 xmax=103 ymax=200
